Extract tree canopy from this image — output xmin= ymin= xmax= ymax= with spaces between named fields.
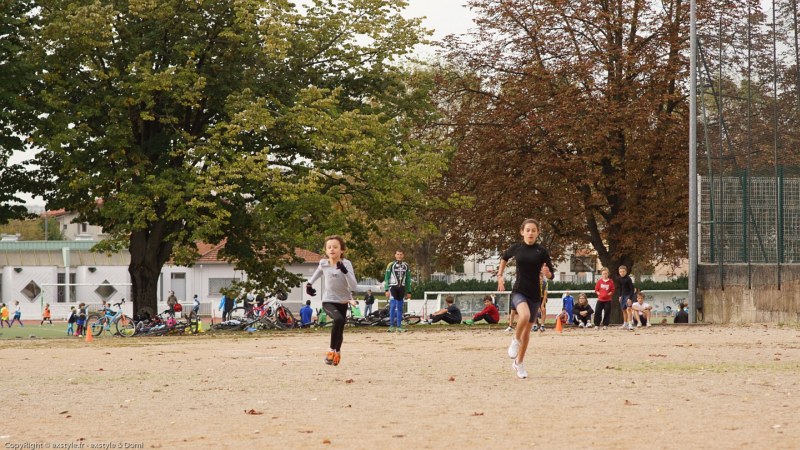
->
xmin=435 ymin=0 xmax=694 ymax=276
xmin=0 ymin=0 xmax=38 ymax=223
xmin=31 ymin=0 xmax=443 ymax=312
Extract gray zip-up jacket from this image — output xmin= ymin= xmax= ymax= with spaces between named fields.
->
xmin=308 ymin=258 xmax=358 ymax=304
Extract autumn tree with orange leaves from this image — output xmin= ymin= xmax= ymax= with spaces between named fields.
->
xmin=435 ymin=0 xmax=706 ymax=284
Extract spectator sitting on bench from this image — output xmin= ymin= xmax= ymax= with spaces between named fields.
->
xmin=464 ymin=295 xmax=500 ymax=325
xmin=427 ymin=295 xmax=462 ymax=324
xmin=631 ymin=291 xmax=653 ymax=327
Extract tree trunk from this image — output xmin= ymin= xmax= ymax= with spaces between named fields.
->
xmin=128 ymin=220 xmax=175 ymax=316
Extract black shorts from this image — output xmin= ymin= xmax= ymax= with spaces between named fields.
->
xmin=510 ymin=292 xmax=542 ymax=324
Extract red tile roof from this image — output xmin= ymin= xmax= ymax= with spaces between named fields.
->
xmin=41 ymin=209 xmax=67 ymax=218
xmin=195 ymin=240 xmax=321 ymax=264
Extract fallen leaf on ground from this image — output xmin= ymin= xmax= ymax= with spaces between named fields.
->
xmin=448 ymin=376 xmax=456 ymax=381
xmin=245 ymin=409 xmax=263 ymax=415
xmin=471 ymin=412 xmax=484 ymax=416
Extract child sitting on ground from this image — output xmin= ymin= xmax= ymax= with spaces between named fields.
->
xmin=428 ymin=295 xmax=462 ymax=324
xmin=631 ymin=292 xmax=653 ymax=327
xmin=464 ymin=295 xmax=500 ymax=324
xmin=573 ymin=293 xmax=594 ymax=328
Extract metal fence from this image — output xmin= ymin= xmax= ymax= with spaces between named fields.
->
xmin=700 ymin=174 xmax=800 ymax=264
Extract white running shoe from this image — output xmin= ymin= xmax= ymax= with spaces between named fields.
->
xmin=512 ymin=360 xmax=528 ymax=379
xmin=504 ymin=326 xmax=513 ymax=332
xmin=508 ymin=337 xmax=521 ymax=359
xmin=586 ymin=323 xmax=594 ymax=328
xmin=578 ymin=322 xmax=585 ymax=328
xmin=646 ymin=322 xmax=652 ymax=327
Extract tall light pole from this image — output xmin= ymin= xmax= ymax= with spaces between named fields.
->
xmin=688 ymin=0 xmax=698 ymax=323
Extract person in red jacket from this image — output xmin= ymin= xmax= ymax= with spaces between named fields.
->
xmin=593 ymin=267 xmax=615 ymax=329
xmin=465 ymin=296 xmax=500 ymax=324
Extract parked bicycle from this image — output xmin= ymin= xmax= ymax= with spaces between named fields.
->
xmin=89 ymin=299 xmax=135 ymax=337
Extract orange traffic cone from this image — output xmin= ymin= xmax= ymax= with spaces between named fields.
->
xmin=555 ymin=317 xmax=563 ymax=333
xmin=85 ymin=325 xmax=94 ymax=342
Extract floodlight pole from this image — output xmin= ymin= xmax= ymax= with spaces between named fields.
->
xmin=689 ymin=0 xmax=698 ymax=323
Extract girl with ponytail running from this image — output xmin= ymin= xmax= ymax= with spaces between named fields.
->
xmin=306 ymin=235 xmax=358 ymax=366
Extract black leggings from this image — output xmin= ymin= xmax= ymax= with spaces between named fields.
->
xmin=473 ymin=313 xmax=498 ymax=324
xmin=323 ymin=302 xmax=348 ymax=352
xmin=594 ymin=301 xmax=611 ymax=327
xmin=431 ymin=313 xmax=461 ymax=324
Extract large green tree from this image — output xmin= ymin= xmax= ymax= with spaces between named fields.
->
xmin=32 ymin=0 xmax=442 ymax=313
xmin=0 ymin=0 xmax=39 ymax=223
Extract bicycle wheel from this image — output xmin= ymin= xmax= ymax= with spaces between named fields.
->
xmin=116 ymin=315 xmax=136 ymax=337
xmin=403 ymin=315 xmax=422 ymax=326
xmin=189 ymin=311 xmax=199 ymax=334
xmin=90 ymin=318 xmax=106 ymax=337
xmin=273 ymin=306 xmax=297 ymax=329
xmin=228 ymin=307 xmax=246 ymax=322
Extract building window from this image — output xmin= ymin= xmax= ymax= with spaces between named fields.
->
xmin=82 ymin=223 xmax=88 ymax=233
xmin=22 ymin=280 xmax=42 ymax=302
xmin=56 ymin=273 xmax=77 ymax=303
xmin=208 ymin=278 xmax=239 ymax=295
xmin=94 ymin=280 xmax=118 ymax=301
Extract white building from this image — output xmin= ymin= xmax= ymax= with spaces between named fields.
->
xmin=0 ymin=240 xmax=327 ymax=320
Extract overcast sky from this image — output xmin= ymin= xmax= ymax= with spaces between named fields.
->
xmin=403 ymin=0 xmax=475 ymax=57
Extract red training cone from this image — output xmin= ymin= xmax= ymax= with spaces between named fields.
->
xmin=555 ymin=317 xmax=563 ymax=333
xmin=85 ymin=325 xmax=94 ymax=342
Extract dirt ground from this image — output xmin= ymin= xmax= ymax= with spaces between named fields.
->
xmin=1 ymin=323 xmax=799 ymax=449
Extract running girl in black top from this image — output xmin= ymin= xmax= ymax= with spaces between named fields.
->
xmin=497 ymin=219 xmax=554 ymax=379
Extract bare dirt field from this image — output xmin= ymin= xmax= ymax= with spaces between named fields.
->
xmin=1 ymin=324 xmax=799 ymax=449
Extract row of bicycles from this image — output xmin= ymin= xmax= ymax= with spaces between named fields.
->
xmin=87 ymin=299 xmax=200 ymax=338
xmin=213 ymin=295 xmax=301 ymax=331
xmin=86 ymin=298 xmax=424 ymax=338
xmin=316 ymin=304 xmax=422 ymax=328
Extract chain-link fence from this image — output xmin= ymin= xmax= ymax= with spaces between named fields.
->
xmin=700 ymin=173 xmax=800 ymax=264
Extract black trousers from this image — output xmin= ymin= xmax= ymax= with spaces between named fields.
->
xmin=594 ymin=301 xmax=611 ymax=327
xmin=323 ymin=302 xmax=348 ymax=351
xmin=431 ymin=313 xmax=461 ymax=324
xmin=575 ymin=314 xmax=592 ymax=325
xmin=473 ymin=313 xmax=498 ymax=324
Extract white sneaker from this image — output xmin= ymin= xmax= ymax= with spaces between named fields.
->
xmin=578 ymin=323 xmax=585 ymax=328
xmin=602 ymin=326 xmax=608 ymax=330
xmin=636 ymin=322 xmax=642 ymax=327
xmin=620 ymin=323 xmax=628 ymax=329
xmin=504 ymin=326 xmax=513 ymax=332
xmin=508 ymin=337 xmax=521 ymax=359
xmin=646 ymin=322 xmax=652 ymax=327
xmin=586 ymin=323 xmax=594 ymax=328
xmin=512 ymin=360 xmax=528 ymax=379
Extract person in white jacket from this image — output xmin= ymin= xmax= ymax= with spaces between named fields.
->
xmin=306 ymin=235 xmax=358 ymax=366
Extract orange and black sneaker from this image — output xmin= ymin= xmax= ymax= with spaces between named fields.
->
xmin=325 ymin=351 xmax=335 ymax=365
xmin=332 ymin=352 xmax=341 ymax=366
